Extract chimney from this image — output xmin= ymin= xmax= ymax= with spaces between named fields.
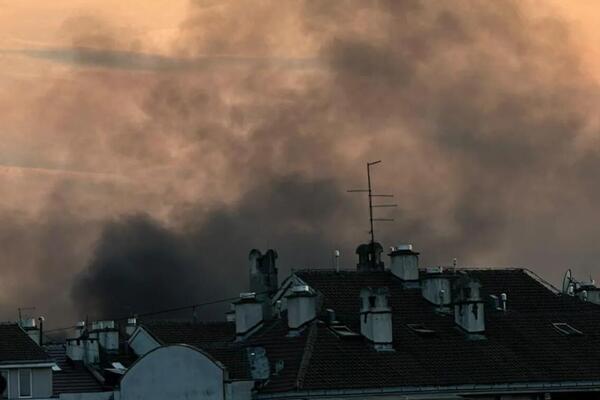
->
xmin=249 ymin=249 xmax=279 ymax=319
xmin=286 ymin=285 xmax=316 ymax=333
xmin=453 ymin=277 xmax=485 ymax=334
xmin=360 ymin=287 xmax=393 ymax=351
xmin=225 ymin=304 xmax=236 ymax=322
xmin=66 ymin=333 xmax=100 ymax=365
xmin=234 ymin=292 xmax=264 ymax=338
xmin=75 ymin=321 xmax=86 ymax=338
xmin=21 ymin=318 xmax=40 ymax=345
xmin=125 ymin=317 xmax=137 ymax=336
xmin=389 ymin=244 xmax=419 ymax=281
xmin=421 ymin=267 xmax=455 ymax=308
xmin=356 ymin=242 xmax=385 ymax=272
xmin=91 ymin=321 xmax=119 ymax=353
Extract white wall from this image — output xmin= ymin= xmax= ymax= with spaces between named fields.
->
xmin=120 ymin=345 xmax=225 ymax=400
xmin=2 ymin=367 xmax=52 ymax=399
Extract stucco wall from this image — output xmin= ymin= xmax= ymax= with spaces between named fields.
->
xmin=3 ymin=367 xmax=52 ymax=399
xmin=120 ymin=345 xmax=225 ymax=400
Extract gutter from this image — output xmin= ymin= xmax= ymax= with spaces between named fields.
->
xmin=0 ymin=362 xmax=56 ymax=368
xmin=256 ymin=380 xmax=600 ymax=399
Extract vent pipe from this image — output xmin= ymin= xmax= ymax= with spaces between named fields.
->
xmin=500 ymin=293 xmax=507 ymax=312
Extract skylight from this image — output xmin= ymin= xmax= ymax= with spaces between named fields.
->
xmin=407 ymin=323 xmax=436 ymax=336
xmin=330 ymin=325 xmax=360 ymax=338
xmin=552 ymin=322 xmax=582 ymax=336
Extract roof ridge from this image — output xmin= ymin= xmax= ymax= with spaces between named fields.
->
xmin=144 ymin=320 xmax=233 ymax=326
xmin=295 ymin=322 xmax=318 ymax=390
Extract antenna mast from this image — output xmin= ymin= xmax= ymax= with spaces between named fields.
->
xmin=348 ymin=160 xmax=396 ymax=244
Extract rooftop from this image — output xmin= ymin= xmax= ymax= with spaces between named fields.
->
xmin=139 ymin=267 xmax=600 ymax=394
xmin=45 ymin=344 xmax=105 ymax=395
xmin=0 ymin=323 xmax=51 ymax=365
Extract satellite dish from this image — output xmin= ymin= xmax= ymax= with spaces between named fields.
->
xmin=562 ymin=269 xmax=574 ymax=294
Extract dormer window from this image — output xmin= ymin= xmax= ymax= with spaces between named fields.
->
xmin=552 ymin=322 xmax=582 ymax=336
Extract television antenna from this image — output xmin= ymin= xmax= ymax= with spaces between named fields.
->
xmin=348 ymin=160 xmax=396 ymax=244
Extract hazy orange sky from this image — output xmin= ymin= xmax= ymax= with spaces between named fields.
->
xmin=2 ymin=1 xmax=600 ymax=327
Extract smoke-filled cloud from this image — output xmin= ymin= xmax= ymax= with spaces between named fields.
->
xmin=1 ymin=0 xmax=600 ymax=327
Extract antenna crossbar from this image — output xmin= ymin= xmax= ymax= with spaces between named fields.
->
xmin=347 ymin=160 xmax=396 ymax=245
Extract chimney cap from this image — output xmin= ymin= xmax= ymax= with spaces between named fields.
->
xmin=286 ymin=285 xmax=316 ymax=298
xmin=234 ymin=292 xmax=260 ymax=304
xmin=388 ymin=244 xmax=420 ymax=256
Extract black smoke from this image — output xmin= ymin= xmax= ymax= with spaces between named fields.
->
xmin=4 ymin=0 xmax=600 ymax=325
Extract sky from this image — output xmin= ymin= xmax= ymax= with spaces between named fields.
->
xmin=1 ymin=0 xmax=600 ymax=329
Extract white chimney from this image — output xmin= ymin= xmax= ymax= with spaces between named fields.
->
xmin=75 ymin=321 xmax=86 ymax=338
xmin=91 ymin=320 xmax=119 ymax=353
xmin=421 ymin=267 xmax=454 ymax=307
xmin=234 ymin=292 xmax=264 ymax=338
xmin=66 ymin=336 xmax=100 ymax=365
xmin=21 ymin=318 xmax=40 ymax=344
xmin=286 ymin=285 xmax=316 ymax=332
xmin=125 ymin=317 xmax=137 ymax=336
xmin=360 ymin=287 xmax=393 ymax=351
xmin=454 ymin=279 xmax=485 ymax=334
xmin=388 ymin=244 xmax=419 ymax=281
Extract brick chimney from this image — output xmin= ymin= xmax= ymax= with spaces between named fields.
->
xmin=360 ymin=287 xmax=393 ymax=351
xmin=388 ymin=244 xmax=419 ymax=281
xmin=453 ymin=277 xmax=485 ymax=334
xmin=286 ymin=285 xmax=316 ymax=333
xmin=234 ymin=292 xmax=264 ymax=339
xmin=249 ymin=249 xmax=279 ymax=318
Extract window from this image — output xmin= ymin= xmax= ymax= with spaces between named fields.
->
xmin=552 ymin=322 xmax=583 ymax=336
xmin=330 ymin=325 xmax=360 ymax=338
xmin=18 ymin=369 xmax=31 ymax=398
xmin=1 ymin=370 xmax=8 ymax=399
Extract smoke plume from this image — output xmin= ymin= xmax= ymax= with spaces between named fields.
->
xmin=2 ymin=0 xmax=600 ymax=326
